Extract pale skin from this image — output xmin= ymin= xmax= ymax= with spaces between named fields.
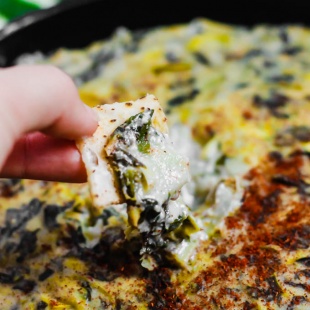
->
xmin=0 ymin=65 xmax=98 ymax=183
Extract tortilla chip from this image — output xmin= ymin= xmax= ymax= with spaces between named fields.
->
xmin=76 ymin=94 xmax=168 ymax=210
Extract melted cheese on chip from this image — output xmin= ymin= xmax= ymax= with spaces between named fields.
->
xmin=76 ymin=94 xmax=168 ymax=209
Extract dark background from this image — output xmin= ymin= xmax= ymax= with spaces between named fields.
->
xmin=1 ymin=0 xmax=310 ymax=66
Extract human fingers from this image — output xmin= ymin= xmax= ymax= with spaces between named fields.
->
xmin=0 ymin=65 xmax=98 ymax=171
xmin=0 ymin=132 xmax=87 ymax=183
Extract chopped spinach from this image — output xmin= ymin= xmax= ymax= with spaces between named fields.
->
xmin=44 ymin=203 xmax=71 ymax=230
xmin=88 ymin=267 xmax=119 ymax=282
xmin=253 ymin=93 xmax=288 ymax=109
xmin=266 ymin=276 xmax=283 ymax=303
xmin=268 ymin=74 xmax=294 ymax=83
xmin=136 ymin=122 xmax=152 ymax=154
xmin=287 ymin=296 xmax=306 ymax=310
xmin=252 ymin=92 xmax=289 ymax=119
xmin=272 ymin=175 xmax=310 ymax=196
xmin=169 ymin=77 xmax=195 ymax=90
xmin=193 ymin=52 xmax=210 ymax=65
xmin=122 ymin=168 xmax=146 ymax=200
xmin=0 ymin=266 xmax=29 ymax=286
xmin=78 ymin=50 xmax=115 ymax=83
xmin=110 ymin=109 xmax=154 ymax=154
xmin=235 ymin=82 xmax=248 ymax=89
xmin=296 ymin=256 xmax=310 ymax=267
xmin=81 ymin=280 xmax=92 ymax=301
xmin=0 ymin=272 xmax=15 ymax=284
xmin=165 ymin=52 xmax=179 ymax=63
xmin=16 ymin=229 xmax=39 ymax=262
xmin=0 ymin=179 xmax=23 ymax=197
xmin=12 ymin=278 xmax=36 ymax=294
xmin=275 ymin=126 xmax=310 ymax=146
xmin=67 ymin=225 xmax=86 ymax=246
xmin=264 ymin=60 xmax=276 ymax=68
xmin=284 ymin=280 xmax=308 ymax=290
xmin=243 ymin=49 xmax=263 ymax=59
xmin=246 ymin=276 xmax=282 ymax=304
xmin=279 ymin=27 xmax=290 ymax=44
xmin=98 ymin=208 xmax=121 ymax=225
xmin=282 ymin=46 xmax=303 ymax=55
xmin=38 ymin=268 xmax=54 ymax=281
xmin=5 ymin=199 xmax=43 ymax=235
xmin=36 ymin=301 xmax=48 ymax=310
xmin=167 ymin=89 xmax=200 ymax=107
xmin=127 ymin=28 xmax=148 ymax=53
xmin=287 ymin=126 xmax=310 ymax=142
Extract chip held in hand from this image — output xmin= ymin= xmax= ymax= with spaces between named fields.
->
xmin=76 ymin=94 xmax=169 ymax=208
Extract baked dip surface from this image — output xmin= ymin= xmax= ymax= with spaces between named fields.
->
xmin=1 ymin=19 xmax=310 ymax=309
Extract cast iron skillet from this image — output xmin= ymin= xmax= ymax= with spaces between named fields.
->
xmin=0 ymin=0 xmax=309 ymax=67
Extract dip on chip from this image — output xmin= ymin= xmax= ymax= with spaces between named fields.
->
xmin=77 ymin=94 xmax=199 ymax=269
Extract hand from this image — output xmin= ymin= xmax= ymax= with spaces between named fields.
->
xmin=0 ymin=65 xmax=98 ymax=183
